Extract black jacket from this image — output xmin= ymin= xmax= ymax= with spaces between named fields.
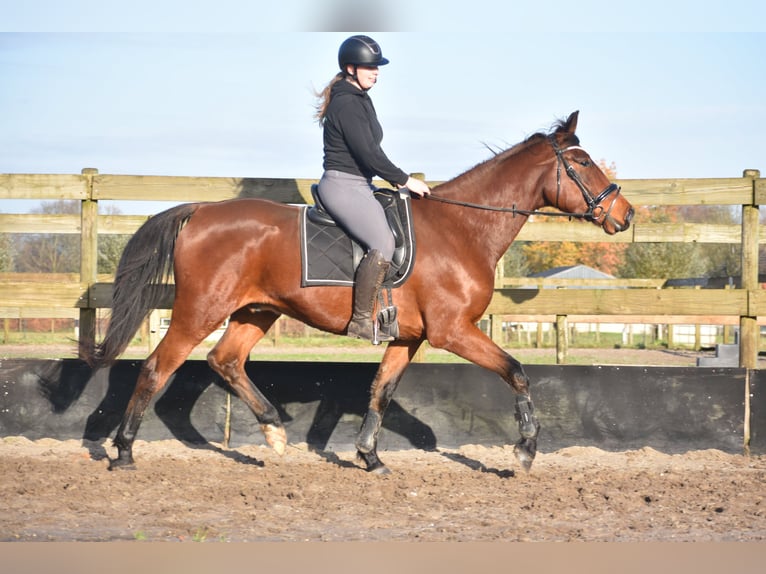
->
xmin=322 ymin=79 xmax=409 ymax=187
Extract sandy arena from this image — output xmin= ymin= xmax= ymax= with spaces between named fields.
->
xmin=1 ymin=436 xmax=764 ymax=542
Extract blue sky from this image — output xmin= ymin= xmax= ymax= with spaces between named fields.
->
xmin=1 ymin=2 xmax=764 ymax=214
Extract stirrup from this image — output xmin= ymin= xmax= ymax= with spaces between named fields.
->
xmin=375 ymin=306 xmax=398 ymax=344
xmin=373 ymin=287 xmax=398 ymax=344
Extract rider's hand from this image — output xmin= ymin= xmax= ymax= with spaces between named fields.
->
xmin=404 ymin=176 xmax=431 ymax=198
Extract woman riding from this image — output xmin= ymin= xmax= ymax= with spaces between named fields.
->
xmin=314 ymin=34 xmax=430 ymax=343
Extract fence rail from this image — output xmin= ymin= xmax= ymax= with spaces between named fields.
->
xmin=1 ymin=168 xmax=763 ymax=366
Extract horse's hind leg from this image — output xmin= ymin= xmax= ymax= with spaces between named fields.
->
xmin=206 ymin=309 xmax=286 ymax=454
xmin=111 ymin=327 xmax=203 ymax=470
xmin=356 ymin=340 xmax=422 ymax=474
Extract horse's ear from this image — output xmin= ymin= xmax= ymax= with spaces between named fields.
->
xmin=564 ymin=110 xmax=579 ymax=134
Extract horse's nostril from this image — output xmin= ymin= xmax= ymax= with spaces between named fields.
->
xmin=625 ymin=207 xmax=634 ymax=225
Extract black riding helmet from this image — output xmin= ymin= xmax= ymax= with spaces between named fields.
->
xmin=338 ymin=35 xmax=389 ymax=70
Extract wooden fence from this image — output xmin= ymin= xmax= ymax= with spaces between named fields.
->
xmin=1 ymin=168 xmax=764 ymax=367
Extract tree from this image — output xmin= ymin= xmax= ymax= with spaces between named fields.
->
xmin=0 ymin=233 xmax=15 ymax=271
xmin=520 ymin=237 xmax=628 ymax=276
xmin=617 ymin=205 xmax=740 ymax=279
xmin=13 ymin=200 xmax=128 ymax=274
xmin=14 ymin=201 xmax=80 ymax=273
xmin=503 ymin=241 xmax=529 ymax=277
xmin=98 ymin=231 xmax=130 ymax=274
xmin=678 ymin=205 xmax=741 ymax=278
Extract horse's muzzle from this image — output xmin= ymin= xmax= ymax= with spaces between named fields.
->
xmin=609 ymin=206 xmax=633 ymax=233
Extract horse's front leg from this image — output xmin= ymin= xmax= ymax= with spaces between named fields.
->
xmin=512 ymin=392 xmax=540 ymax=471
xmin=430 ymin=323 xmax=540 ymax=471
xmin=356 ymin=340 xmax=422 ymax=474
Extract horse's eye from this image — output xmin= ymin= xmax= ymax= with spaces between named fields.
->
xmin=578 ymin=159 xmax=592 ymax=168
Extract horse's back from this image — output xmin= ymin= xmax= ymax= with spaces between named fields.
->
xmin=182 ymin=198 xmax=300 ymax=241
xmin=196 ymin=197 xmax=300 ymax=224
xmin=175 ymin=198 xmax=302 ymax=283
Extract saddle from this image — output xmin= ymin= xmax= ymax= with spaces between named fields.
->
xmin=299 ymin=184 xmax=416 ymax=289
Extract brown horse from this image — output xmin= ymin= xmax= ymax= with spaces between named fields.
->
xmin=91 ymin=111 xmax=633 ymax=473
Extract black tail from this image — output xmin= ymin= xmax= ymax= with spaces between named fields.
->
xmin=89 ymin=203 xmax=198 ymax=367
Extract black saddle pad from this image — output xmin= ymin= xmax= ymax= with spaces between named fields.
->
xmin=300 ymin=188 xmax=416 ymax=288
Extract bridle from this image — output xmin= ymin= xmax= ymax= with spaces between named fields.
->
xmin=548 ymin=136 xmax=622 ymax=224
xmin=424 ymin=136 xmax=623 ymax=226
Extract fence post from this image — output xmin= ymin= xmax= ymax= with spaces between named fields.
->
xmin=555 ymin=314 xmax=568 ymax=364
xmin=694 ymin=284 xmax=702 ymax=350
xmin=489 ymin=255 xmax=505 ymax=344
xmin=740 ymin=169 xmax=760 ymax=369
xmin=79 ymin=168 xmax=99 ymax=351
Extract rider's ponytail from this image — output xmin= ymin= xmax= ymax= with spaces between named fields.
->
xmin=313 ymin=72 xmax=345 ymax=125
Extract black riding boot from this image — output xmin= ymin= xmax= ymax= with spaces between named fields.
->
xmin=347 ymin=249 xmax=393 ymax=343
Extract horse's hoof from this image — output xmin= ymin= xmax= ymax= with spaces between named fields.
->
xmin=262 ymin=424 xmax=287 ymax=455
xmin=356 ymin=449 xmax=389 ymax=474
xmin=108 ymin=458 xmax=136 ymax=471
xmin=513 ymin=442 xmax=536 ymax=473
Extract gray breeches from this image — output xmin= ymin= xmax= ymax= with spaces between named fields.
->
xmin=316 ymin=170 xmax=395 ymax=261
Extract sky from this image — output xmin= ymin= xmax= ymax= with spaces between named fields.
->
xmin=1 ymin=1 xmax=765 ymax=214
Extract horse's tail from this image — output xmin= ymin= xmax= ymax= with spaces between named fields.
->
xmin=88 ymin=203 xmax=199 ymax=368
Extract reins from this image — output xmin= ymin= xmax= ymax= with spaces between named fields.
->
xmin=423 ymin=136 xmax=622 ymax=223
xmin=423 ymin=194 xmax=591 ymax=220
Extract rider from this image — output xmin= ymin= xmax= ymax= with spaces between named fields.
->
xmin=314 ymin=34 xmax=430 ymax=343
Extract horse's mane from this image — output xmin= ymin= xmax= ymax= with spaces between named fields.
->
xmin=496 ymin=117 xmax=581 ymax=161
xmin=442 ymin=117 xmax=580 ymax=189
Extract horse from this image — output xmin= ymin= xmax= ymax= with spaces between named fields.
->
xmin=89 ymin=110 xmax=634 ymax=474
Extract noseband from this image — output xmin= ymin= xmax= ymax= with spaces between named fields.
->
xmin=424 ymin=137 xmax=623 ymax=228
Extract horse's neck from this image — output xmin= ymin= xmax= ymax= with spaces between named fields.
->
xmin=425 ymin=161 xmax=547 ymax=266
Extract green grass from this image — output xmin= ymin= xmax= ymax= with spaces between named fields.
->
xmin=0 ymin=328 xmax=752 ymax=365
xmin=191 ymin=527 xmax=208 ymax=543
xmin=0 ymin=330 xmax=612 ymax=363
